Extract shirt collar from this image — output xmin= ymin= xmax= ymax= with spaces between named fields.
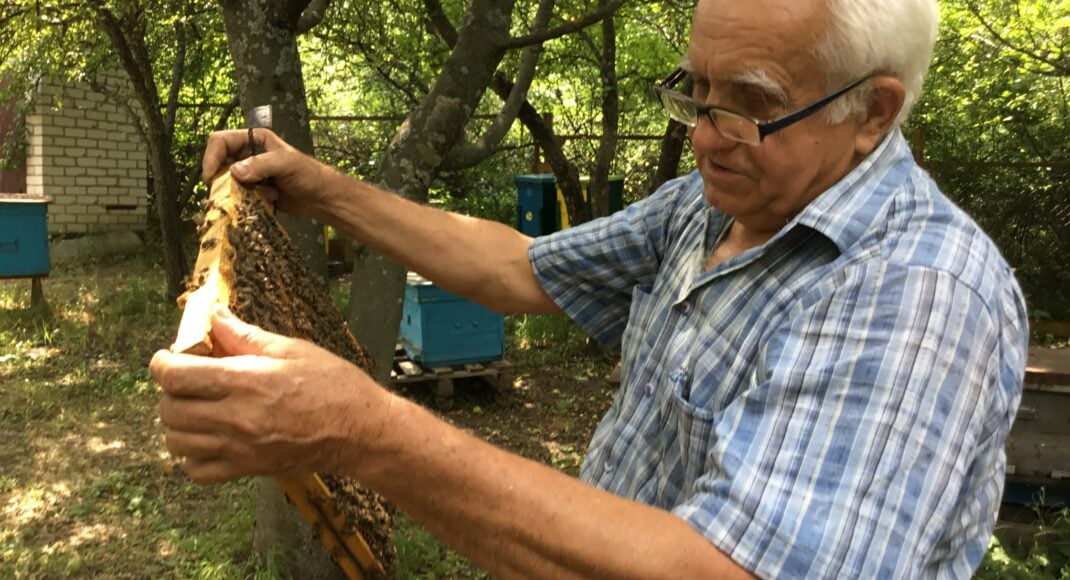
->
xmin=789 ymin=128 xmax=914 ymax=254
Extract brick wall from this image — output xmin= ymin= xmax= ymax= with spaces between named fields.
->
xmin=25 ymin=75 xmax=148 ymax=235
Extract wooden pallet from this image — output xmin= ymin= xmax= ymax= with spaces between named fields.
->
xmin=389 ymin=347 xmax=514 ymax=402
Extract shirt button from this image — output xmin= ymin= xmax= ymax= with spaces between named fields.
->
xmin=604 ymin=458 xmax=615 ymax=473
xmin=669 ymin=368 xmax=685 ymax=385
xmin=677 ymin=302 xmax=692 ymax=316
xmin=644 ymin=382 xmax=655 ymax=397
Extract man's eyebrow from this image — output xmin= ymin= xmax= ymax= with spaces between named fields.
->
xmin=678 ymin=54 xmax=694 ymax=75
xmin=727 ymin=69 xmax=788 ymax=106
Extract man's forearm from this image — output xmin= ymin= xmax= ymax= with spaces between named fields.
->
xmin=316 ymin=167 xmax=557 ymax=314
xmin=350 ymin=389 xmax=753 ymax=579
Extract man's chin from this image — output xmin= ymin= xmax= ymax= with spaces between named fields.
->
xmin=702 ymin=183 xmax=750 ymax=213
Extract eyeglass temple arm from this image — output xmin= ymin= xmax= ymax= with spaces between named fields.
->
xmin=757 ymin=76 xmax=872 ymax=138
xmin=659 ymin=67 xmax=689 ymax=88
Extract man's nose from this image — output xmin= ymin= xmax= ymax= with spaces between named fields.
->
xmin=690 ymin=115 xmax=738 ymax=152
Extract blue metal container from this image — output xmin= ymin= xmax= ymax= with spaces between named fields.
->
xmin=0 ymin=196 xmax=50 ymax=278
xmin=514 ymin=174 xmax=559 ymax=237
xmin=399 ymin=272 xmax=505 ymax=367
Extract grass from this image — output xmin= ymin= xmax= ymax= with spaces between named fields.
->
xmin=2 ymin=250 xmax=1065 ymax=578
xmin=978 ymin=506 xmax=1070 ymax=579
xmin=0 ymin=252 xmax=599 ymax=579
xmin=0 ymin=251 xmax=270 ymax=578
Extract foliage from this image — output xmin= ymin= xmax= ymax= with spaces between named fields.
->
xmin=508 ymin=312 xmax=610 ymax=369
xmin=913 ymin=0 xmax=1069 ymax=318
xmin=301 ymin=0 xmax=692 ymax=221
xmin=977 ymin=507 xmax=1070 ymax=579
xmin=0 ymin=1 xmax=236 ymax=210
xmin=2 ymin=0 xmax=1066 ymax=315
xmin=0 ymin=105 xmax=27 ymax=171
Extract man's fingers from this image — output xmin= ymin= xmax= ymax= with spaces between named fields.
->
xmin=201 ymin=128 xmax=280 ymax=184
xmin=182 ymin=457 xmax=245 ymax=485
xmin=210 ymin=306 xmax=290 ymax=357
xmin=202 ymin=130 xmax=247 ymax=183
xmin=164 ymin=428 xmax=230 ymax=458
xmin=150 ymin=350 xmax=233 ymax=400
xmin=159 ymin=395 xmax=237 ymax=433
xmin=258 ymin=184 xmax=281 ymax=204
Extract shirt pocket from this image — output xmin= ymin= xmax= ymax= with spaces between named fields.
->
xmin=666 ymin=377 xmax=719 ymax=498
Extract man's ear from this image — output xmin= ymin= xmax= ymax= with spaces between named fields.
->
xmin=855 ymin=76 xmax=906 ymax=155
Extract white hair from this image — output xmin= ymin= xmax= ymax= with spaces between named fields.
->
xmin=814 ymin=0 xmax=939 ymax=125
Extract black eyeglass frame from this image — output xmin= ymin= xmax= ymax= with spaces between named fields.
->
xmin=656 ymin=67 xmax=873 ymax=144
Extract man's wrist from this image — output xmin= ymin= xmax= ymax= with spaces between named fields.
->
xmin=313 ymin=163 xmax=361 ymax=225
xmin=329 ymin=373 xmax=402 ymax=480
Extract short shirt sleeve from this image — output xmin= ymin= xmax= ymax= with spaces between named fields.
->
xmin=672 ymin=262 xmax=1011 ymax=578
xmin=529 ymin=175 xmax=694 ymax=348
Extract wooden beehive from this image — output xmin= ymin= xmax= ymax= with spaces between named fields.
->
xmin=172 ymin=171 xmax=394 ymax=578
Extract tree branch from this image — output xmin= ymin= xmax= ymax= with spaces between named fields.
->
xmin=182 ymin=95 xmax=240 ymax=208
xmin=965 ymin=1 xmax=1069 ymax=76
xmin=422 ymin=0 xmax=458 ymax=47
xmin=88 ymin=4 xmax=159 ymax=120
xmin=164 ymin=19 xmax=188 ymax=139
xmin=441 ymin=0 xmax=554 ymax=170
xmin=422 ymin=0 xmax=586 ymax=219
xmin=296 ymin=0 xmax=331 ymax=34
xmin=499 ymin=0 xmax=624 ymax=51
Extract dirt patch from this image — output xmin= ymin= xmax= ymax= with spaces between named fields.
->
xmin=395 ymin=358 xmax=616 ymax=476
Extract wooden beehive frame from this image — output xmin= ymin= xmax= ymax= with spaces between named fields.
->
xmin=171 ymin=171 xmax=385 ymax=579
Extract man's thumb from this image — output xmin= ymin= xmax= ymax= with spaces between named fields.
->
xmin=210 ymin=306 xmax=286 ymax=357
xmin=230 ymin=151 xmax=283 ymax=184
xmin=229 ymin=158 xmax=257 ymax=182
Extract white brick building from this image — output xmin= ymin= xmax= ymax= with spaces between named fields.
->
xmin=24 ymin=75 xmax=147 ymax=235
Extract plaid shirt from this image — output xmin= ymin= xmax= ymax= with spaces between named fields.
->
xmin=529 ymin=130 xmax=1028 ymax=578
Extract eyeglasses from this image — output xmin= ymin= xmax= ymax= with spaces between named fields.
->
xmin=655 ymin=67 xmax=872 ymax=146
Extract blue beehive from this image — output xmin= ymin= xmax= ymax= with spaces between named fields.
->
xmin=0 ymin=195 xmax=51 ymax=278
xmin=515 ymin=174 xmax=559 ymax=237
xmin=399 ymin=272 xmax=505 ymax=367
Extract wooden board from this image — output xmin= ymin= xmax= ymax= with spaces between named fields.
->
xmin=390 ymin=357 xmax=513 ymax=385
xmin=1025 ymin=346 xmax=1070 ymax=385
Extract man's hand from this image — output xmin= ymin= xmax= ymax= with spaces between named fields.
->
xmin=150 ymin=307 xmax=389 ymax=484
xmin=201 ymin=129 xmax=339 ymax=220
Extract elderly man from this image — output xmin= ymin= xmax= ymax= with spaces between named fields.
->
xmin=151 ymin=0 xmax=1028 ymax=576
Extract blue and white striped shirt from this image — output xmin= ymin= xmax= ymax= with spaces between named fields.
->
xmin=529 ymin=130 xmax=1028 ymax=578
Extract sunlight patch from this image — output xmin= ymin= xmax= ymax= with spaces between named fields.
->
xmin=541 ymin=440 xmax=584 ymax=471
xmin=2 ymin=483 xmax=72 ymax=527
xmin=61 ymin=522 xmax=120 ymax=549
xmin=156 ymin=537 xmax=177 ymax=558
xmin=86 ymin=437 xmax=126 ymax=454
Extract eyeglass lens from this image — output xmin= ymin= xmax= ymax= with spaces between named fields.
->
xmin=658 ymin=88 xmax=761 ymax=145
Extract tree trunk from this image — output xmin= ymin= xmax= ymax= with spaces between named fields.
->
xmin=220 ymin=0 xmax=327 ymax=280
xmin=586 ymin=9 xmax=618 ymax=220
xmin=144 ymin=129 xmax=189 ymax=299
xmin=648 ymin=119 xmax=688 ymax=198
xmin=218 ymin=1 xmax=336 ymax=576
xmin=348 ymin=0 xmax=517 ymax=384
xmin=92 ymin=6 xmax=189 ymax=299
xmin=489 ymin=77 xmax=587 ymax=227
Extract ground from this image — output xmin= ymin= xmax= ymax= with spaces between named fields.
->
xmin=0 ymin=250 xmax=1066 ymax=578
xmin=0 ymin=251 xmax=613 ymax=578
